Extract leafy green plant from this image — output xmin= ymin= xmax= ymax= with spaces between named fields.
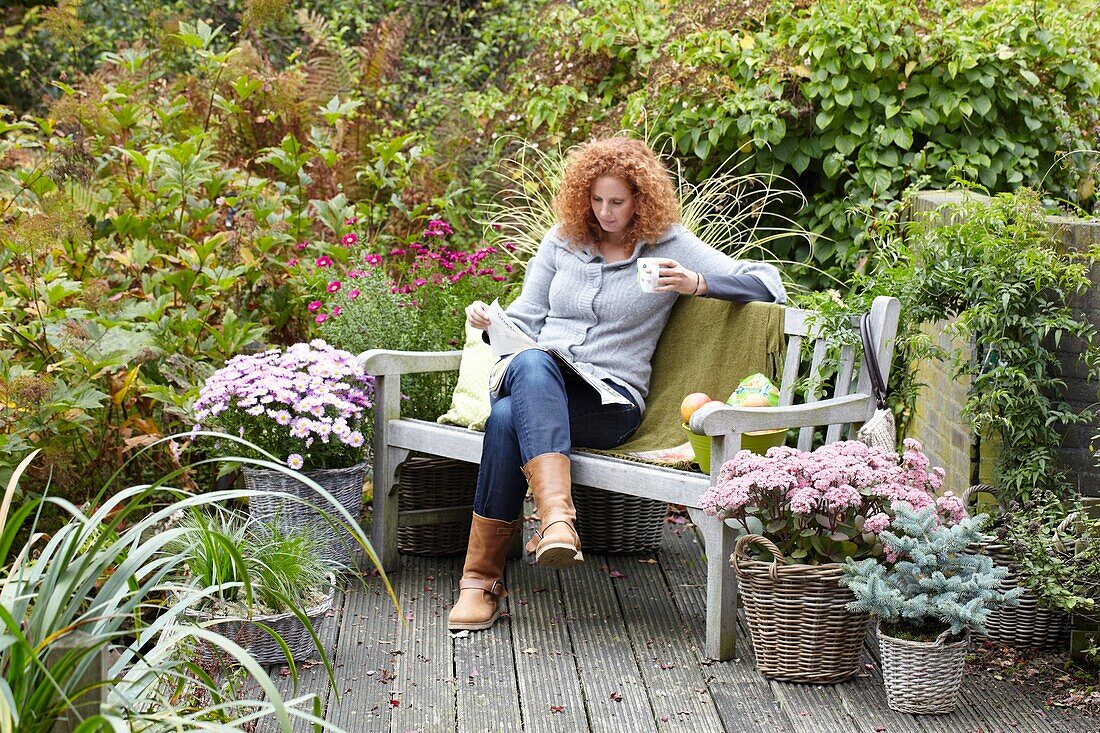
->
xmin=0 ymin=443 xmax=387 ymax=732
xmin=626 ymin=0 xmax=1100 ymax=280
xmin=841 ymin=506 xmax=1018 ymax=639
xmin=1001 ymin=494 xmax=1100 ymax=626
xmin=900 ymin=189 xmax=1100 ymax=500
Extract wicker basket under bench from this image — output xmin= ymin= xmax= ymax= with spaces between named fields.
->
xmin=360 ymin=295 xmax=901 ymax=661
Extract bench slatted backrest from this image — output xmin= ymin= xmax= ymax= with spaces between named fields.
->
xmin=779 ymin=307 xmax=865 ymax=450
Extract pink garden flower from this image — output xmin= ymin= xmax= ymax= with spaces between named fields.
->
xmin=364 ymin=253 xmax=382 ymax=266
xmin=332 ymin=306 xmax=343 ymax=317
xmin=700 ymin=439 xmax=954 ymax=564
xmin=327 ymin=280 xmax=342 ymax=293
xmin=315 ymin=255 xmax=333 ymax=268
xmin=315 ymin=313 xmax=328 ymax=324
xmin=296 ymin=241 xmax=308 ymax=251
xmin=307 ymin=300 xmax=322 ymax=312
xmin=341 ymin=232 xmax=358 ymax=246
xmin=347 ymin=289 xmax=361 ymax=300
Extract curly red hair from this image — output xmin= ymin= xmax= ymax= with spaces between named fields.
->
xmin=554 ymin=137 xmax=680 ymax=253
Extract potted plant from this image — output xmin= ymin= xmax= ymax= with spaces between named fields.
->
xmin=0 ymin=447 xmax=363 ymax=730
xmin=192 ymin=339 xmax=374 ymax=565
xmin=164 ymin=508 xmax=339 ymax=666
xmin=994 ymin=492 xmax=1100 ymax=652
xmin=841 ymin=506 xmax=1019 ymax=714
xmin=705 ymin=438 xmax=964 ymax=683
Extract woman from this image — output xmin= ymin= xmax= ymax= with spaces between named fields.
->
xmin=448 ymin=137 xmax=786 ymax=631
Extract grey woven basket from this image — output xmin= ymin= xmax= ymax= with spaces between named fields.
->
xmin=185 ymin=576 xmax=335 ymax=667
xmin=984 ymin=567 xmax=1069 ymax=648
xmin=396 ymin=455 xmax=480 ymax=556
xmin=244 ymin=463 xmax=366 ymax=567
xmin=877 ymin=624 xmax=970 ymax=714
xmin=962 ymin=484 xmax=1070 ymax=648
xmin=573 ymin=486 xmax=667 ymax=554
xmin=733 ymin=534 xmax=868 ymax=684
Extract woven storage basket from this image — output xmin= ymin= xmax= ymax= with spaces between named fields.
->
xmin=244 ymin=463 xmax=366 ymax=567
xmin=396 ymin=456 xmax=479 ymax=556
xmin=573 ymin=485 xmax=667 ymax=554
xmin=733 ymin=534 xmax=868 ymax=684
xmin=962 ymin=484 xmax=1070 ymax=648
xmin=877 ymin=624 xmax=970 ymax=714
xmin=185 ymin=576 xmax=335 ymax=667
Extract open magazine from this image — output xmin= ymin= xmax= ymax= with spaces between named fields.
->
xmin=485 ymin=300 xmax=631 ymax=406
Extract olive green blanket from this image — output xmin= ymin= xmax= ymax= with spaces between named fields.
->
xmin=607 ymin=297 xmax=786 ymax=463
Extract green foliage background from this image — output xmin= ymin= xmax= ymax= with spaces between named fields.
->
xmin=2 ymin=0 xmax=1099 ymax=503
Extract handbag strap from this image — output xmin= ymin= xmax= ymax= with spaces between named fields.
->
xmin=860 ymin=313 xmax=888 ymax=409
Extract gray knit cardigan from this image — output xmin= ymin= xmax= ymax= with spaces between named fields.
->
xmin=503 ymin=224 xmax=787 ymax=413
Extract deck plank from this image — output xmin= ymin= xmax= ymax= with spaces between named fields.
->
xmin=453 ymin=555 xmax=524 ymax=733
xmin=611 ymin=551 xmax=726 ymax=729
xmin=507 ymin=555 xmax=589 ymax=732
xmin=390 ymin=555 xmax=459 ymax=733
xmin=957 ymin=669 xmax=1079 ymax=733
xmin=563 ymin=552 xmax=660 ymax=733
xmin=255 ymin=585 xmax=346 ymax=733
xmin=271 ymin=518 xmax=1100 ymax=733
xmin=658 ymin=519 xmax=792 ymax=733
xmin=324 ymin=572 xmax=403 ymax=732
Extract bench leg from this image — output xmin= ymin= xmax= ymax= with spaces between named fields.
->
xmin=689 ymin=508 xmax=738 ymax=661
xmin=371 ymin=446 xmax=410 ymax=573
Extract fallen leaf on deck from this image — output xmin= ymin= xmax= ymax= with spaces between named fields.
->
xmin=549 ymin=705 xmax=565 ymax=714
xmin=522 ymin=647 xmax=540 ymax=655
xmin=609 ymin=692 xmax=623 ymax=702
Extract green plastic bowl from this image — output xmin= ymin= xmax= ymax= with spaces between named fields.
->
xmin=682 ymin=423 xmax=787 ymax=474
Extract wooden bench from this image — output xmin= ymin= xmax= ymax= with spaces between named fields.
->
xmin=360 ymin=295 xmax=901 ymax=661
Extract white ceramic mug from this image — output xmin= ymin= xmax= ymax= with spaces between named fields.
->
xmin=637 ymin=258 xmax=663 ymax=292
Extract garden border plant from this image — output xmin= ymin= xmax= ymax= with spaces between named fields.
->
xmin=0 ymin=437 xmax=393 ymax=732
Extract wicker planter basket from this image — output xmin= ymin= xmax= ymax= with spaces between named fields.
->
xmin=733 ymin=534 xmax=868 ymax=684
xmin=984 ymin=567 xmax=1069 ymax=648
xmin=184 ymin=576 xmax=336 ymax=666
xmin=244 ymin=462 xmax=366 ymax=567
xmin=877 ymin=624 xmax=970 ymax=714
xmin=396 ymin=456 xmax=480 ymax=556
xmin=573 ymin=486 xmax=667 ymax=554
xmin=962 ymin=484 xmax=1070 ymax=648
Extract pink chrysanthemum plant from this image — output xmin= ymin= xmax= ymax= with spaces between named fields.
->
xmin=193 ymin=339 xmax=375 ymax=471
xmin=699 ymin=439 xmax=964 ymax=565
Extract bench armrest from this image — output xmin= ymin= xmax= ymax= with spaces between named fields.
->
xmin=358 ymin=348 xmax=463 ymax=377
xmin=688 ymin=393 xmax=872 ymax=436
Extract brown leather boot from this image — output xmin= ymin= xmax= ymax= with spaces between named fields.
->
xmin=522 ymin=452 xmax=583 ymax=568
xmin=447 ymin=513 xmax=520 ymax=631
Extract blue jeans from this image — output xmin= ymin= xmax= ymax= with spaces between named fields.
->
xmin=474 ymin=349 xmax=642 ymax=521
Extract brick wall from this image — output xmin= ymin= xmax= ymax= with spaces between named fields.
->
xmin=906 ymin=191 xmax=1100 ymax=497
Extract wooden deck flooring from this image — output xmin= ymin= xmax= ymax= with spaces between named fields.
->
xmin=257 ymin=520 xmax=1097 ymax=733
